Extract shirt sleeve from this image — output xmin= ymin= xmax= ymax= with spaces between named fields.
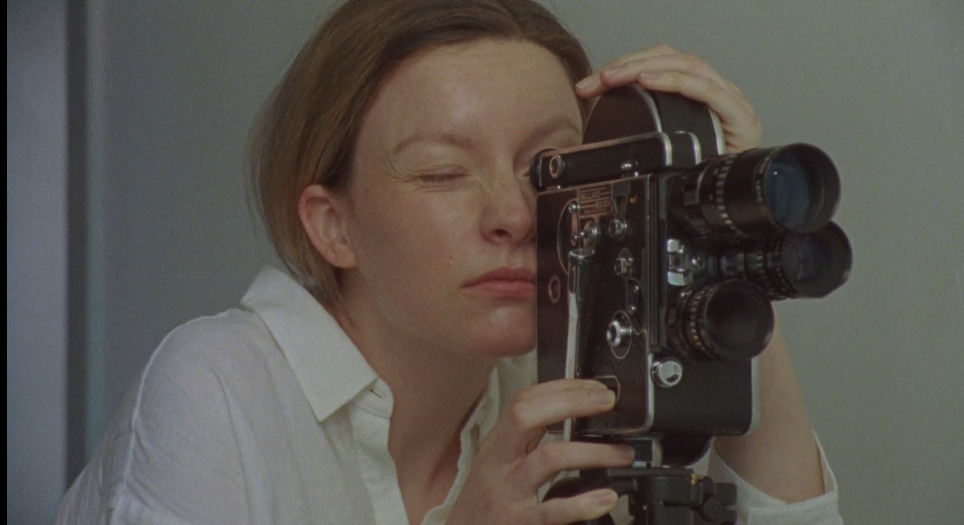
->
xmin=707 ymin=436 xmax=844 ymax=525
xmin=56 ymin=319 xmax=254 ymax=525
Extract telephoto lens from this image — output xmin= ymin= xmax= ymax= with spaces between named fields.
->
xmin=676 ymin=144 xmax=841 ymax=237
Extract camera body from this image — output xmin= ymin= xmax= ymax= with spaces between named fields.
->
xmin=532 ymin=87 xmax=851 ymax=466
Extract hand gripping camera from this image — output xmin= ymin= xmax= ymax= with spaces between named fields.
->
xmin=532 ymin=86 xmax=851 ymax=524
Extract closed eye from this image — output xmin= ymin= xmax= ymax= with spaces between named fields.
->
xmin=415 ymin=172 xmax=467 ymax=184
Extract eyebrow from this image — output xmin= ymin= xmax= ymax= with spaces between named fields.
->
xmin=390 ymin=115 xmax=582 ymax=157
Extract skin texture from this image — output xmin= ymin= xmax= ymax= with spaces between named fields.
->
xmin=300 ymin=40 xmax=823 ymax=524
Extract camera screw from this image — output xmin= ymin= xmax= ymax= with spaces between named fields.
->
xmin=652 ymin=358 xmax=684 ymax=388
xmin=548 ymin=155 xmax=565 ymax=179
xmin=614 ymin=250 xmax=634 ymax=277
xmin=573 ymin=221 xmax=599 ymax=248
xmin=607 ymin=219 xmax=628 ymax=239
xmin=627 ymin=281 xmax=641 ymax=315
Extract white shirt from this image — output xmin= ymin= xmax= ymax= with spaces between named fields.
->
xmin=57 ymin=266 xmax=843 ymax=524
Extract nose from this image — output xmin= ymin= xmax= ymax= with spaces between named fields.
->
xmin=480 ymin=170 xmax=536 ymax=246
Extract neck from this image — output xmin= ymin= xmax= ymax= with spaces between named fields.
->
xmin=328 ymin=297 xmax=497 ymax=522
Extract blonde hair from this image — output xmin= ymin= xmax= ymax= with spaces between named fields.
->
xmin=248 ymin=0 xmax=591 ymax=304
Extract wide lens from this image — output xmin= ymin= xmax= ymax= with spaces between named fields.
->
xmin=672 ymin=280 xmax=774 ymax=362
xmin=710 ymin=222 xmax=852 ymax=300
xmin=776 ymin=222 xmax=852 ymax=298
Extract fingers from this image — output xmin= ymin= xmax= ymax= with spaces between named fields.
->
xmin=488 ymin=380 xmax=635 ymax=490
xmin=575 ymin=44 xmax=762 ymax=152
xmin=491 ymin=380 xmax=615 ymax=455
xmin=447 ymin=379 xmax=630 ymax=524
xmin=520 ymin=440 xmax=635 ymax=489
xmin=595 ymin=42 xmax=681 ymax=71
xmin=636 ymin=69 xmax=761 ymax=152
xmin=539 ymin=488 xmax=620 ymax=525
xmin=576 ymin=44 xmax=734 ymax=98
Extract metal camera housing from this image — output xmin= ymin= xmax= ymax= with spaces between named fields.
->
xmin=532 ymin=86 xmax=851 ymax=467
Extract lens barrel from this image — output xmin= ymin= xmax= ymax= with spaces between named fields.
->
xmin=677 ymin=144 xmax=840 ymax=237
xmin=713 ymin=222 xmax=852 ymax=300
xmin=670 ymin=280 xmax=774 ymax=362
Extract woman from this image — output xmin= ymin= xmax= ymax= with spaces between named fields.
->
xmin=58 ymin=0 xmax=841 ymax=523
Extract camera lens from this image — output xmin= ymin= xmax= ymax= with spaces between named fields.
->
xmin=775 ymin=223 xmax=852 ymax=298
xmin=713 ymin=222 xmax=852 ymax=300
xmin=765 ymin=151 xmax=813 ymax=231
xmin=671 ymin=280 xmax=774 ymax=362
xmin=680 ymin=144 xmax=840 ymax=236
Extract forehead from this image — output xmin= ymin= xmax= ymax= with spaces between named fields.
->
xmin=358 ymin=39 xmax=582 ymax=151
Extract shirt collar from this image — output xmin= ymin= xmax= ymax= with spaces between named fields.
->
xmin=240 ymin=266 xmax=378 ymax=422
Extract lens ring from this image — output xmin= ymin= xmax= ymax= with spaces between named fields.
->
xmin=763 ymin=146 xmax=839 ymax=233
xmin=776 ymin=222 xmax=853 ymax=298
xmin=675 ymin=280 xmax=774 ymax=362
xmin=688 ymin=144 xmax=841 ymax=236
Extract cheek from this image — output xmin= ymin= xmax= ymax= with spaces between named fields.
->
xmin=350 ymin=203 xmax=460 ymax=289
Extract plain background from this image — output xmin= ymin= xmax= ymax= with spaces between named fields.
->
xmin=8 ymin=0 xmax=963 ymax=523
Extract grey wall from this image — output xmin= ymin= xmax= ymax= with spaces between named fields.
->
xmin=7 ymin=0 xmax=962 ymax=523
xmin=8 ymin=1 xmax=69 ymax=523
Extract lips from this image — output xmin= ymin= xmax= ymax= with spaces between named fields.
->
xmin=462 ymin=267 xmax=537 ymax=298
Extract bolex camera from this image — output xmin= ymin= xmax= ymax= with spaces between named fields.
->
xmin=531 ymin=86 xmax=851 ymax=524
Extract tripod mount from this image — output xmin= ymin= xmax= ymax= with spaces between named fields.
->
xmin=544 ymin=439 xmax=736 ymax=525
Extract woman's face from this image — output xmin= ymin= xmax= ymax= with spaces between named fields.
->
xmin=335 ymin=39 xmax=582 ymax=359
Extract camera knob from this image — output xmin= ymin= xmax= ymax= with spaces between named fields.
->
xmin=548 ymin=154 xmax=565 ymax=179
xmin=606 ymin=312 xmax=635 ymax=359
xmin=652 ymin=358 xmax=684 ymax=388
xmin=607 ymin=218 xmax=628 ymax=239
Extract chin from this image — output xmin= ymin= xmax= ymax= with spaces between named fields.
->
xmin=472 ymin=327 xmax=536 ymax=358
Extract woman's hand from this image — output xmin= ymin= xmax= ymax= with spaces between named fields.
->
xmin=445 ymin=380 xmax=634 ymax=524
xmin=575 ymin=44 xmax=762 ymax=153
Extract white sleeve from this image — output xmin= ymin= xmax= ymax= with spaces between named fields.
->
xmin=56 ymin=323 xmax=253 ymax=525
xmin=707 ymin=436 xmax=844 ymax=525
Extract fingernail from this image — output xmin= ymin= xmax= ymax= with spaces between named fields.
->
xmin=592 ymin=489 xmax=619 ymax=508
xmin=601 ymin=63 xmax=626 ymax=76
xmin=617 ymin=445 xmax=636 ymax=463
xmin=592 ymin=388 xmax=616 ymax=406
xmin=575 ymin=75 xmax=600 ymax=91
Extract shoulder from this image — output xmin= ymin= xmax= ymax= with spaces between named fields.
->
xmin=142 ymin=308 xmax=289 ymax=392
xmin=155 ymin=308 xmax=275 ymax=364
xmin=56 ymin=310 xmax=277 ymax=524
xmin=135 ymin=308 xmax=299 ymax=430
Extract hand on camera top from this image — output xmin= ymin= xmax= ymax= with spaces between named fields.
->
xmin=445 ymin=379 xmax=634 ymax=525
xmin=575 ymin=44 xmax=762 ymax=154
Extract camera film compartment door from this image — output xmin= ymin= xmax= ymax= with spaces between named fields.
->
xmin=578 ymin=177 xmax=660 ymax=437
xmin=535 ymin=177 xmax=660 ymax=437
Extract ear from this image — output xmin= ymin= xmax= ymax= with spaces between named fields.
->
xmin=298 ymin=184 xmax=358 ymax=269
